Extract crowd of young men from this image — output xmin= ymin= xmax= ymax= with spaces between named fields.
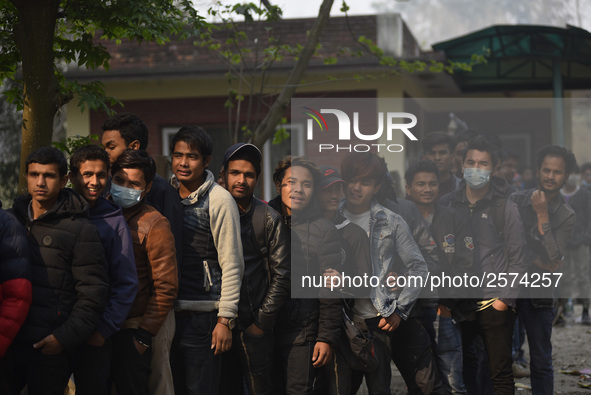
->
xmin=0 ymin=112 xmax=588 ymax=395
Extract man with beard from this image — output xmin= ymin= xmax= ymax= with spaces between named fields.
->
xmin=218 ymin=143 xmax=290 ymax=395
xmin=509 ymin=146 xmax=576 ymax=394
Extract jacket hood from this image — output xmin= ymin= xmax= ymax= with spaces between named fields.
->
xmin=13 ymin=188 xmax=88 ymax=223
xmin=88 ymin=196 xmax=123 ymax=220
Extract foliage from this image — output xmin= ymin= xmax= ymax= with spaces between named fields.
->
xmin=0 ymin=0 xmax=208 ymax=114
xmin=203 ymin=0 xmax=488 ymax=146
xmin=0 ymin=84 xmax=21 ymax=207
xmin=51 ymin=134 xmax=100 ymax=159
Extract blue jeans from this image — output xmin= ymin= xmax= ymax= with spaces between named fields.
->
xmin=517 ymin=299 xmax=554 ymax=394
xmin=423 ymin=308 xmax=467 ymax=394
xmin=171 ymin=311 xmax=220 ymax=395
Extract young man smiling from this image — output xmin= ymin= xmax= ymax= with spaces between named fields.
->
xmin=405 ymin=160 xmax=474 ymax=394
xmin=168 ymin=126 xmax=244 ymax=395
xmin=68 ymin=145 xmax=138 ymax=395
xmin=218 ymin=143 xmax=290 ymax=395
xmin=268 ymin=157 xmax=342 ymax=395
xmin=509 ymin=146 xmax=576 ymax=394
xmin=7 ymin=147 xmax=109 ymax=395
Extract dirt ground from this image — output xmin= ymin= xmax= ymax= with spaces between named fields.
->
xmin=357 ymin=304 xmax=591 ymax=394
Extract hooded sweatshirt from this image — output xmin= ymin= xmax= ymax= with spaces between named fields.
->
xmin=88 ymin=197 xmax=138 ymax=339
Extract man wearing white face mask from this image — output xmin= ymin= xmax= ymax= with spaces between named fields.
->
xmin=440 ymin=136 xmax=527 ymax=395
xmin=109 ymin=149 xmax=178 ymax=395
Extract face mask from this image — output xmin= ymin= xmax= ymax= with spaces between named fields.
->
xmin=464 ymin=167 xmax=491 ymax=190
xmin=566 ymin=174 xmax=580 ymax=187
xmin=110 ymin=182 xmax=144 ymax=208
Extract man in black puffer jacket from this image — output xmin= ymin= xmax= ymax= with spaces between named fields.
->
xmin=269 ymin=156 xmax=343 ymax=395
xmin=5 ymin=147 xmax=109 ymax=395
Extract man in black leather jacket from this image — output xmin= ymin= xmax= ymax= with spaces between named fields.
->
xmin=269 ymin=156 xmax=343 ymax=395
xmin=218 ymin=143 xmax=291 ymax=395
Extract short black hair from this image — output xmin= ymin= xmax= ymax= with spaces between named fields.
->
xmin=581 ymin=162 xmax=591 ymax=173
xmin=70 ymin=145 xmax=110 ymax=176
xmin=421 ymin=132 xmax=454 ymax=153
xmin=111 ymin=149 xmax=156 ymax=185
xmin=272 ymin=156 xmax=322 ymax=190
xmin=463 ymin=135 xmax=499 ymax=168
xmin=405 ymin=160 xmax=440 ymax=186
xmin=26 ymin=147 xmax=68 ymax=177
xmin=170 ymin=125 xmax=213 ymax=161
xmin=102 ymin=113 xmax=149 ymax=150
xmin=273 ymin=156 xmax=291 ymax=188
xmin=536 ymin=145 xmax=577 ymax=175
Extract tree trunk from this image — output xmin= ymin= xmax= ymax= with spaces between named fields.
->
xmin=251 ymin=0 xmax=334 ymax=148
xmin=12 ymin=0 xmax=61 ymax=193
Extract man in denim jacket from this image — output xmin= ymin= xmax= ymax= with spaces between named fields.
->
xmin=339 ymin=152 xmax=440 ymax=394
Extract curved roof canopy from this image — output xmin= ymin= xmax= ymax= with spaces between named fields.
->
xmin=432 ymin=25 xmax=591 ymax=92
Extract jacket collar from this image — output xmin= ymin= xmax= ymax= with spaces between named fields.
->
xmin=172 ymin=169 xmax=215 ymax=206
xmin=13 ymin=188 xmax=88 ymax=224
xmin=452 ymin=176 xmax=508 ymax=205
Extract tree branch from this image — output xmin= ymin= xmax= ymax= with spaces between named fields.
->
xmin=251 ymin=0 xmax=333 ymax=147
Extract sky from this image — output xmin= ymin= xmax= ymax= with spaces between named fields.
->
xmin=193 ymin=0 xmax=591 ymax=49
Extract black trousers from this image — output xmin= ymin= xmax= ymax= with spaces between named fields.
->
xmin=111 ymin=329 xmax=152 ymax=395
xmin=220 ymin=329 xmax=274 ymax=395
xmin=461 ymin=306 xmax=516 ymax=395
xmin=390 ymin=316 xmax=445 ymax=395
xmin=273 ymin=331 xmax=316 ymax=395
xmin=72 ymin=338 xmax=113 ymax=395
xmin=1 ymin=341 xmax=71 ymax=395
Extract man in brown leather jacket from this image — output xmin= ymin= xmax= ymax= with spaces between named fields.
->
xmin=109 ymin=149 xmax=178 ymax=395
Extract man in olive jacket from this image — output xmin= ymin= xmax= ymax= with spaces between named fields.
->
xmin=4 ymin=147 xmax=109 ymax=395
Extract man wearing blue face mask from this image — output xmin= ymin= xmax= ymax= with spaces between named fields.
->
xmin=109 ymin=149 xmax=178 ymax=395
xmin=440 ymin=136 xmax=527 ymax=395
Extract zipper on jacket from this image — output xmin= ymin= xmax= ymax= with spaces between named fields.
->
xmin=203 ymin=260 xmax=213 ymax=292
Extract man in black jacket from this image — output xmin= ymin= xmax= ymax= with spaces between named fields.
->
xmin=405 ymin=160 xmax=474 ymax=394
xmin=5 ymin=147 xmax=109 ymax=395
xmin=441 ymin=136 xmax=527 ymax=395
xmin=509 ymin=146 xmax=576 ymax=394
xmin=219 ymin=143 xmax=290 ymax=395
xmin=269 ymin=156 xmax=342 ymax=395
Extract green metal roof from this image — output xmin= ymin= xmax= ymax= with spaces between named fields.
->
xmin=432 ymin=25 xmax=591 ymax=92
